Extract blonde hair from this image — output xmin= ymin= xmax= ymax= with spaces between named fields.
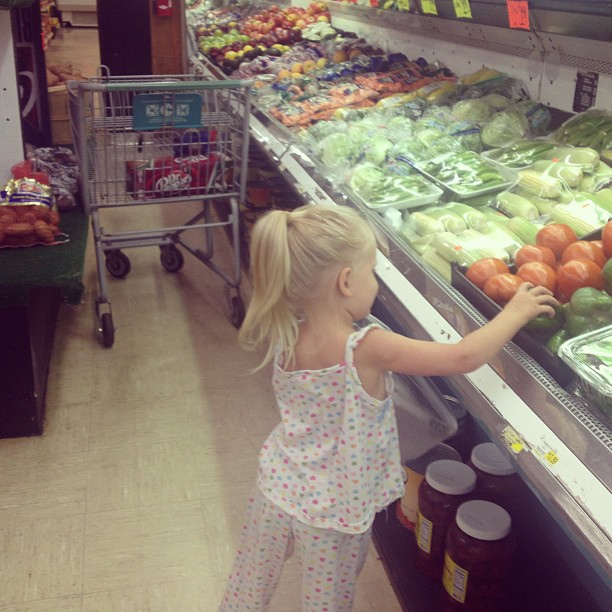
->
xmin=238 ymin=204 xmax=376 ymax=369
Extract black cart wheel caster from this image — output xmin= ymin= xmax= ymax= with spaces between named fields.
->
xmin=100 ymin=312 xmax=115 ymax=348
xmin=105 ymin=250 xmax=131 ymax=278
xmin=160 ymin=245 xmax=184 ymax=272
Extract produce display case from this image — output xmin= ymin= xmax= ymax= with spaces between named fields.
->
xmin=185 ymin=0 xmax=611 ymax=606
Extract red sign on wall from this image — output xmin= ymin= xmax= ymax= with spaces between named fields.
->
xmin=507 ymin=0 xmax=530 ymax=30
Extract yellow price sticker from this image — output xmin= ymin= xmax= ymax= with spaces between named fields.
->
xmin=398 ymin=0 xmax=411 ymax=10
xmin=420 ymin=0 xmax=438 ymax=15
xmin=453 ymin=0 xmax=472 ymax=19
xmin=545 ymin=451 xmax=559 ymax=465
xmin=501 ymin=425 xmax=526 ymax=455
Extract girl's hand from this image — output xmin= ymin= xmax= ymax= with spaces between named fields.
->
xmin=503 ymin=282 xmax=558 ymax=323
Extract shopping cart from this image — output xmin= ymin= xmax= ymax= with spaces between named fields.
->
xmin=69 ymin=74 xmax=252 ymax=347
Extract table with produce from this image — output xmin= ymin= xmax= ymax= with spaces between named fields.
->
xmin=187 ymin=2 xmax=612 ymax=423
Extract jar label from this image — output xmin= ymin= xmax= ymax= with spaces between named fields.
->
xmin=415 ymin=512 xmax=433 ymax=553
xmin=399 ymin=466 xmax=425 ymax=529
xmin=443 ymin=551 xmax=468 ymax=603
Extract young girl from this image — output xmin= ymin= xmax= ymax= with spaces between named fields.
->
xmin=219 ymin=204 xmax=557 ymax=611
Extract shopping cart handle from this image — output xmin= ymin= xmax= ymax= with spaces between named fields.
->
xmin=67 ymin=78 xmax=253 ymax=93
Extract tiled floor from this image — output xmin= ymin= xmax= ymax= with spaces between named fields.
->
xmin=0 ymin=27 xmax=402 ymax=611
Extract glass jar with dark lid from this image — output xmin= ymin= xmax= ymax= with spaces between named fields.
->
xmin=442 ymin=500 xmax=517 ymax=611
xmin=416 ymin=459 xmax=476 ymax=580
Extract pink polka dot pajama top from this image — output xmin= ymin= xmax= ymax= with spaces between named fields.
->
xmin=220 ymin=324 xmax=405 ymax=611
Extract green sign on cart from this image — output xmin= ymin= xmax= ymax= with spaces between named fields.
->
xmin=132 ymin=93 xmax=203 ymax=130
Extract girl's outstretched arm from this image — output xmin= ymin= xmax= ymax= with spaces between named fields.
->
xmin=362 ymin=283 xmax=558 ymax=377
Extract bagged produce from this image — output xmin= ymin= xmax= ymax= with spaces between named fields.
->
xmin=481 ymin=110 xmax=530 ymax=148
xmin=515 ymin=100 xmax=551 ymax=136
xmin=451 ymin=99 xmax=494 ymax=124
xmin=554 ymin=109 xmax=612 ymax=150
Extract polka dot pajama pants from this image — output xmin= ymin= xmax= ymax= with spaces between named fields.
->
xmin=219 ymin=488 xmax=372 ymax=611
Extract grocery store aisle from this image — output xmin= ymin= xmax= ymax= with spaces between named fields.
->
xmin=0 ymin=28 xmax=401 ymax=611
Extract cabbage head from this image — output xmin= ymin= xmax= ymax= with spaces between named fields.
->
xmin=451 ymin=99 xmax=494 ymax=123
xmin=481 ymin=110 xmax=530 ymax=148
xmin=318 ymin=132 xmax=357 ymax=167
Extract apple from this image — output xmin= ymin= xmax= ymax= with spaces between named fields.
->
xmin=285 ymin=13 xmax=298 ymax=23
xmin=316 ymin=14 xmax=330 ymax=22
xmin=295 ymin=18 xmax=307 ymax=28
xmin=305 ymin=15 xmax=316 ymax=24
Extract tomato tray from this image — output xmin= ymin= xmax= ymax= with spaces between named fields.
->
xmin=451 ymin=263 xmax=574 ymax=387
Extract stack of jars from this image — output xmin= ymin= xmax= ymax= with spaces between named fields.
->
xmin=414 ymin=442 xmax=522 ymax=611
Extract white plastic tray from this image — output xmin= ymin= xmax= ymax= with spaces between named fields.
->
xmin=415 ymin=151 xmax=513 ymax=200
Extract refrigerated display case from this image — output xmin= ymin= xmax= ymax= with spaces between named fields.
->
xmin=185 ymin=1 xmax=611 ymax=608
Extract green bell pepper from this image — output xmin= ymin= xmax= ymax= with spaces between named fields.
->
xmin=565 ymin=287 xmax=612 ymax=337
xmin=546 ymin=328 xmax=570 ymax=354
xmin=524 ymin=304 xmax=566 ymax=341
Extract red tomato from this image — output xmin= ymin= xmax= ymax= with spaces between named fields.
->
xmin=557 ymin=258 xmax=604 ymax=298
xmin=603 ymin=221 xmax=612 ymax=258
xmin=561 ymin=240 xmax=606 ymax=267
xmin=536 ymin=224 xmax=578 ymax=259
xmin=514 ymin=244 xmax=557 ymax=269
xmin=483 ymin=273 xmax=524 ymax=304
xmin=517 ymin=261 xmax=557 ymax=294
xmin=466 ymin=258 xmax=510 ymax=290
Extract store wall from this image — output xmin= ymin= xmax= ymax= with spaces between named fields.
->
xmin=0 ymin=10 xmax=24 ymax=181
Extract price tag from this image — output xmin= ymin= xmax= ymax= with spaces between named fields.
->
xmin=507 ymin=0 xmax=530 ymax=30
xmin=533 ymin=441 xmax=560 ymax=468
xmin=420 ymin=0 xmax=438 ymax=15
xmin=398 ymin=0 xmax=411 ymax=10
xmin=453 ymin=0 xmax=472 ymax=19
xmin=501 ymin=425 xmax=526 ymax=454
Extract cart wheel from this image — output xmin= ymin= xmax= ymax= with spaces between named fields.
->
xmin=229 ymin=295 xmax=245 ymax=328
xmin=160 ymin=245 xmax=184 ymax=273
xmin=100 ymin=313 xmax=115 ymax=348
xmin=105 ymin=251 xmax=131 ymax=278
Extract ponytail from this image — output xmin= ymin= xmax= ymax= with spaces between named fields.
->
xmin=238 ymin=205 xmax=375 ymax=369
xmin=238 ymin=209 xmax=298 ymax=369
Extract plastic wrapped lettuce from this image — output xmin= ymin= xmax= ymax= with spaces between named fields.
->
xmin=451 ymin=99 xmax=494 ymax=124
xmin=515 ymin=100 xmax=551 ymax=136
xmin=389 ymin=139 xmax=428 ymax=162
xmin=479 ymin=93 xmax=512 ymax=111
xmin=421 ymin=133 xmax=465 ymax=158
xmin=446 ymin=120 xmax=483 ymax=152
xmin=421 ymin=105 xmax=453 ymax=125
xmin=385 ymin=116 xmax=415 ymax=142
xmin=317 ymin=132 xmax=359 ymax=173
xmin=365 ymin=135 xmax=394 ymax=166
xmin=481 ymin=110 xmax=530 ymax=148
xmin=297 ymin=120 xmax=348 ymax=156
xmin=415 ymin=117 xmax=449 ymax=133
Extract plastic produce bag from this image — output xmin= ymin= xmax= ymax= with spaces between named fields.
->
xmin=554 ymin=109 xmax=612 ymax=150
xmin=451 ymin=99 xmax=494 ymax=124
xmin=481 ymin=110 xmax=530 ymax=148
